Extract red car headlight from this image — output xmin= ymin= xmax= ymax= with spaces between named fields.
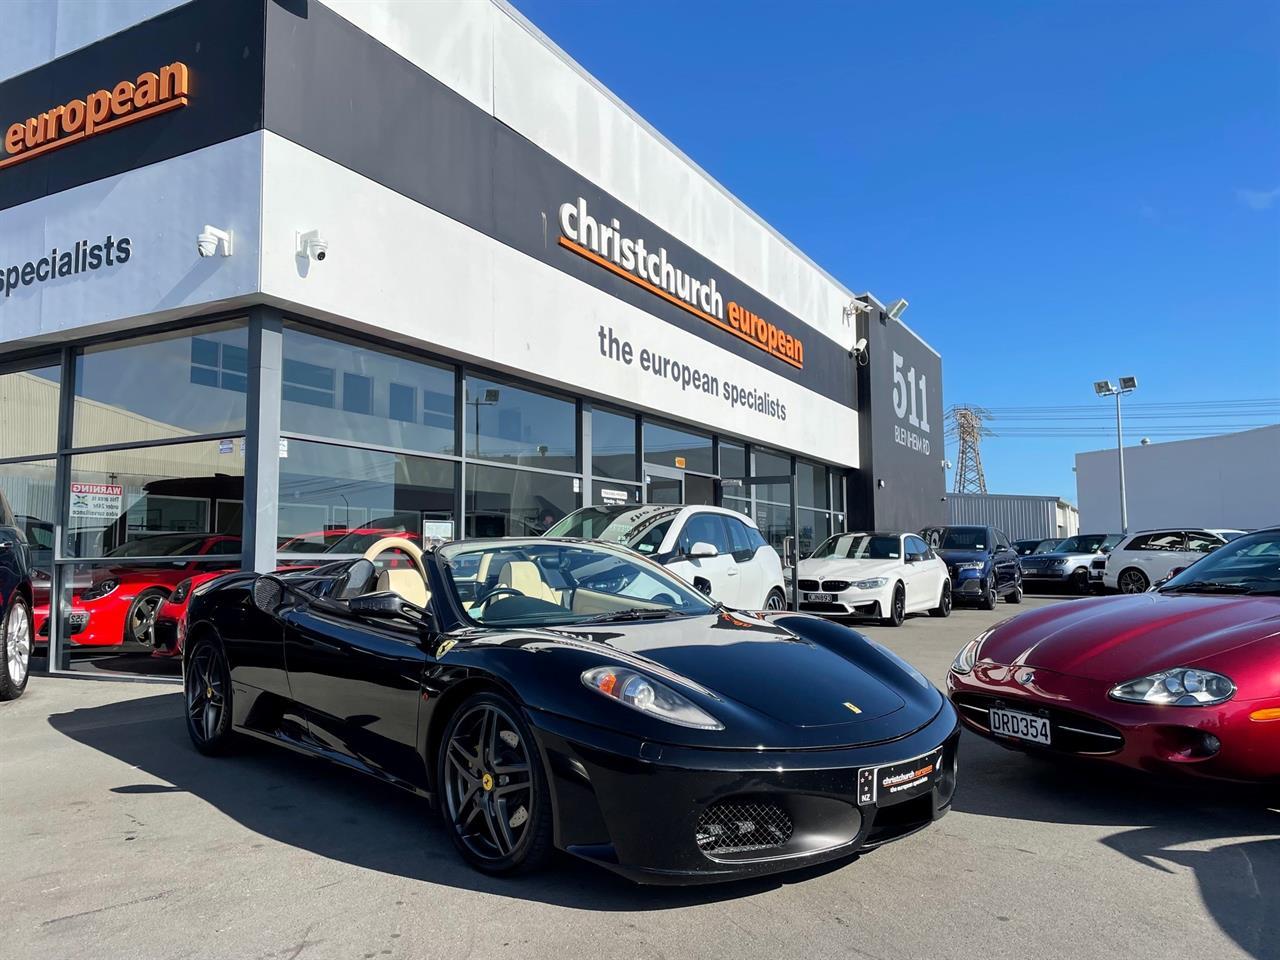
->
xmin=80 ymin=578 xmax=119 ymax=602
xmin=1110 ymin=668 xmax=1235 ymax=706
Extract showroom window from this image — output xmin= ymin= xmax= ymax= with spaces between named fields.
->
xmin=464 ymin=463 xmax=578 ymax=538
xmin=591 ymin=407 xmax=638 ymax=482
xmin=643 ymin=420 xmax=712 ymax=475
xmin=0 ymin=362 xmax=60 ymax=460
xmin=281 ymin=326 xmax=457 ymax=455
xmin=464 ymin=375 xmax=576 ymax=472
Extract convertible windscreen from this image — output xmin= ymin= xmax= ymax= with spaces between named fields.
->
xmin=440 ymin=540 xmax=716 ymax=626
xmin=811 ymin=534 xmax=901 ymax=560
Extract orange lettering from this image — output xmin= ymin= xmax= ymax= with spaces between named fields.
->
xmin=159 ymin=61 xmax=189 ymax=100
xmin=61 ymin=99 xmax=86 ymax=135
xmin=111 ymin=81 xmax=135 ymax=115
xmin=4 ymin=122 xmax=23 ymax=155
xmin=85 ymin=90 xmax=111 ymax=134
xmin=134 ymin=71 xmax=159 ymax=108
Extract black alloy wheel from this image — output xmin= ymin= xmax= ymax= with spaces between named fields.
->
xmin=1071 ymin=568 xmax=1091 ymax=595
xmin=1118 ymin=568 xmax=1150 ymax=594
xmin=930 ymin=581 xmax=952 ymax=618
xmin=1007 ymin=577 xmax=1023 ymax=604
xmin=185 ymin=639 xmax=234 ymax=754
xmin=982 ymin=577 xmax=998 ymax=610
xmin=439 ymin=692 xmax=552 ymax=874
xmin=126 ymin=588 xmax=168 ymax=646
xmin=881 ymin=583 xmax=906 ymax=627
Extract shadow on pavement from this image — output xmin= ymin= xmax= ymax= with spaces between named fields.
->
xmin=953 ymin=730 xmax=1280 ymax=960
xmin=48 ymin=692 xmax=855 ymax=910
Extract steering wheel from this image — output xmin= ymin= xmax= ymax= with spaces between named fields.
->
xmin=360 ymin=537 xmax=428 ymax=585
xmin=470 ymin=586 xmax=524 ymax=612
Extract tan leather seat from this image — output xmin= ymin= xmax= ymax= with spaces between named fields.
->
xmin=497 ymin=561 xmax=561 ymax=605
xmin=376 ymin=568 xmax=430 ymax=607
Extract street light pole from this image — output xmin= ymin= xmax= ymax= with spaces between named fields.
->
xmin=1093 ymin=377 xmax=1138 ymax=535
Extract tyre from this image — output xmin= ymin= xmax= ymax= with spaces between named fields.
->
xmin=1118 ymin=568 xmax=1150 ymax=594
xmin=929 ymin=581 xmax=952 ymax=618
xmin=184 ymin=637 xmax=236 ymax=755
xmin=125 ymin=587 xmax=169 ymax=646
xmin=880 ymin=583 xmax=906 ymax=627
xmin=0 ymin=595 xmax=33 ymax=701
xmin=1007 ymin=578 xmax=1023 ymax=604
xmin=438 ymin=691 xmax=553 ymax=875
xmin=763 ymin=588 xmax=787 ymax=611
xmin=1070 ymin=568 xmax=1091 ymax=595
xmin=981 ymin=577 xmax=998 ymax=610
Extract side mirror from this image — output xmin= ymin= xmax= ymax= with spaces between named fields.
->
xmin=349 ymin=590 xmax=426 ymax=623
xmin=252 ymin=575 xmax=288 ymax=615
xmin=693 ymin=576 xmax=713 ymax=596
xmin=689 ymin=541 xmax=719 ymax=559
xmin=1167 ymin=566 xmax=1186 ymax=578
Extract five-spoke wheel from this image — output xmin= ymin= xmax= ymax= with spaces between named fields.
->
xmin=185 ymin=639 xmax=233 ymax=754
xmin=1 ymin=594 xmax=32 ymax=701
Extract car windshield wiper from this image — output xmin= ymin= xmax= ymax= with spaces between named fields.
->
xmin=1161 ymin=581 xmax=1256 ymax=595
xmin=579 ymin=608 xmax=679 ymax=624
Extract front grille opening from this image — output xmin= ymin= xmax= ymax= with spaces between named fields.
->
xmin=797 ymin=579 xmax=821 ymax=592
xmin=822 ymin=580 xmax=852 ymax=592
xmin=696 ymin=801 xmax=793 ymax=855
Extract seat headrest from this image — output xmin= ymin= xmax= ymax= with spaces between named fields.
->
xmin=376 ymin=568 xmax=429 ymax=607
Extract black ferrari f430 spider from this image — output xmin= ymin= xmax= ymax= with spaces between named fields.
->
xmin=183 ymin=536 xmax=959 ymax=884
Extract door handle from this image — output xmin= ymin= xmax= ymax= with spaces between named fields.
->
xmin=726 ymin=567 xmax=739 ymax=576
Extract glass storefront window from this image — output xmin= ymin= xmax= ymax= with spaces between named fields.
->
xmin=73 ymin=324 xmax=248 ymax=447
xmin=67 ymin=439 xmax=245 ymax=558
xmin=719 ymin=440 xmax=746 ymax=480
xmin=798 ymin=508 xmax=831 ymax=557
xmin=0 ymin=364 xmax=61 ymax=459
xmin=643 ymin=421 xmax=712 ymax=474
xmin=590 ymin=480 xmax=641 ymax=508
xmin=277 ymin=440 xmax=456 ymax=555
xmin=591 ymin=407 xmax=637 ymax=482
xmin=465 ymin=464 xmax=577 ymax=538
xmin=281 ymin=327 xmax=456 ymax=455
xmin=798 ymin=461 xmax=829 ymax=509
xmin=1 ymin=460 xmax=56 ymax=666
xmin=753 ymin=448 xmax=792 ymax=505
xmin=832 ymin=471 xmax=846 ymax=512
xmin=464 ymin=375 xmax=576 ymax=472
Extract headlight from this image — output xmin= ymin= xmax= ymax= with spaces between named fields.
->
xmin=582 ymin=666 xmax=723 ymax=729
xmin=955 ymin=561 xmax=985 ymax=572
xmin=80 ymin=578 xmax=119 ymax=602
xmin=853 ymin=577 xmax=888 ymax=590
xmin=1051 ymin=558 xmax=1069 ymax=568
xmin=169 ymin=578 xmax=194 ymax=604
xmin=1110 ymin=668 xmax=1235 ymax=706
xmin=950 ymin=636 xmax=985 ymax=674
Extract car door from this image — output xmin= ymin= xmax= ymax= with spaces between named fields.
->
xmin=903 ymin=535 xmax=939 ymax=611
xmin=282 ymin=592 xmax=430 ymax=789
xmin=725 ymin=516 xmax=767 ymax=608
xmin=991 ymin=529 xmax=1016 ymax=590
xmin=664 ymin=512 xmax=739 ymax=606
xmin=1133 ymin=531 xmax=1185 ymax=581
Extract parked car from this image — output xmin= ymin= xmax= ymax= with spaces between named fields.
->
xmin=788 ymin=531 xmax=951 ymax=625
xmin=546 ymin=504 xmax=786 ymax=610
xmin=948 ymin=526 xmax=1280 ymax=783
xmin=1013 ymin=538 xmax=1060 ymax=557
xmin=0 ymin=493 xmax=34 ymax=700
xmin=33 ymin=533 xmax=242 ymax=647
xmin=183 ymin=536 xmax=960 ymax=882
xmin=1207 ymin=528 xmax=1249 ymax=542
xmin=920 ymin=525 xmax=1023 ymax=609
xmin=1100 ymin=528 xmax=1227 ymax=594
xmin=1017 ymin=533 xmax=1123 ymax=594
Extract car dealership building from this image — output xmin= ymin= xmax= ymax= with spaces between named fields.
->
xmin=0 ymin=0 xmax=944 ymax=677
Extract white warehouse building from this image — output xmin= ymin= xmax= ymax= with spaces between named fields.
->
xmin=1075 ymin=424 xmax=1280 ymax=533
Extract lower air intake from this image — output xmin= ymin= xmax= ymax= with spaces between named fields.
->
xmin=695 ymin=801 xmax=793 ymax=855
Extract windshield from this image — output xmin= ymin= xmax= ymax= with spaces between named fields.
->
xmin=106 ymin=533 xmax=215 ymax=557
xmin=811 ymin=534 xmax=901 ymax=560
xmin=922 ymin=527 xmax=988 ymax=551
xmin=1054 ymin=535 xmax=1110 ymax=554
xmin=440 ymin=539 xmax=716 ymax=627
xmin=1015 ymin=539 xmax=1059 ymax=556
xmin=1158 ymin=530 xmax=1280 ymax=596
xmin=545 ymin=506 xmax=681 ymax=555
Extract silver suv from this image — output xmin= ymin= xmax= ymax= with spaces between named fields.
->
xmin=1017 ymin=533 xmax=1123 ymax=594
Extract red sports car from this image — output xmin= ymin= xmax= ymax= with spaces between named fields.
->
xmin=947 ymin=526 xmax=1280 ymax=783
xmin=33 ymin=533 xmax=241 ymax=648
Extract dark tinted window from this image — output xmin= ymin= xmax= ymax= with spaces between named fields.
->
xmin=1186 ymin=531 xmax=1224 ymax=553
xmin=592 ymin=408 xmax=638 ymax=481
xmin=679 ymin=513 xmax=731 ymax=554
xmin=906 ymin=535 xmax=929 ymax=558
xmin=465 ymin=375 xmax=576 ymax=472
xmin=644 ymin=421 xmax=712 ymax=474
xmin=726 ymin=518 xmax=755 ymax=557
xmin=1130 ymin=532 xmax=1185 ymax=551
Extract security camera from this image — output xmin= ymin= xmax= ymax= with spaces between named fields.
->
xmin=854 ymin=337 xmax=868 ymax=355
xmin=296 ymin=230 xmax=329 ymax=262
xmin=197 ymin=225 xmax=232 ymax=257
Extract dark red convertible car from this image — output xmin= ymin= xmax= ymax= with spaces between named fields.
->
xmin=948 ymin=526 xmax=1280 ymax=783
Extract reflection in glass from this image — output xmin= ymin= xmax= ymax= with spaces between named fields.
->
xmin=719 ymin=440 xmax=746 ymax=480
xmin=67 ymin=440 xmax=244 ymax=558
xmin=465 ymin=465 xmax=577 ymax=538
xmin=643 ymin=421 xmax=712 ymax=474
xmin=753 ymin=448 xmax=792 ymax=505
xmin=277 ymin=439 xmax=456 ymax=554
xmin=0 ymin=365 xmax=61 ymax=459
xmin=281 ymin=327 xmax=456 ymax=454
xmin=591 ymin=408 xmax=637 ymax=481
xmin=591 ymin=480 xmax=641 ymax=508
xmin=798 ymin=508 xmax=831 ymax=557
xmin=465 ymin=376 xmax=576 ymax=472
xmin=1 ymin=460 xmax=56 ymax=667
xmin=798 ymin=461 xmax=829 ymax=509
xmin=73 ymin=324 xmax=248 ymax=446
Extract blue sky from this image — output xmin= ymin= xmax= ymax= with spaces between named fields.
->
xmin=512 ymin=0 xmax=1280 ymax=499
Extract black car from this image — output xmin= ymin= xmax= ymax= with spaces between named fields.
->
xmin=184 ymin=536 xmax=960 ymax=885
xmin=0 ymin=492 xmax=35 ymax=700
xmin=919 ymin=525 xmax=1023 ymax=609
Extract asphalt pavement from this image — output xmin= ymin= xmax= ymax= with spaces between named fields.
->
xmin=2 ymin=593 xmax=1276 ymax=960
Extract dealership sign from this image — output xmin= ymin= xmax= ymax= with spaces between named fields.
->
xmin=558 ymin=197 xmax=805 ymax=369
xmin=69 ymin=482 xmax=123 ymax=525
xmin=2 ymin=62 xmax=190 ymax=170
xmin=2 ymin=235 xmax=132 ymax=300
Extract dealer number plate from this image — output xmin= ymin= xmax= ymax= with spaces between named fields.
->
xmin=856 ymin=747 xmax=944 ymax=807
xmin=989 ymin=707 xmax=1051 ymax=745
xmin=805 ymin=592 xmax=836 ymax=603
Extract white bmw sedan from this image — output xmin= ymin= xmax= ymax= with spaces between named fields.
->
xmin=788 ymin=531 xmax=952 ymax=626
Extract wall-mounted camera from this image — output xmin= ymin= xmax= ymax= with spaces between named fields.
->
xmin=296 ymin=229 xmax=329 ymax=262
xmin=853 ymin=336 xmax=869 ymax=367
xmin=196 ymin=225 xmax=233 ymax=257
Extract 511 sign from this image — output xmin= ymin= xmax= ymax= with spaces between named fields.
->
xmin=891 ymin=351 xmax=931 ymax=456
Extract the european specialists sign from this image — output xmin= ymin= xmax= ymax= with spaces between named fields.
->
xmin=1 ymin=235 xmax=133 ymax=300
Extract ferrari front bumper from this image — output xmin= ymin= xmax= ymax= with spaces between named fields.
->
xmin=527 ymin=702 xmax=960 ymax=885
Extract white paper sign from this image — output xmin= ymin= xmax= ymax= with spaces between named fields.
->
xmin=70 ymin=482 xmax=123 ymax=524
